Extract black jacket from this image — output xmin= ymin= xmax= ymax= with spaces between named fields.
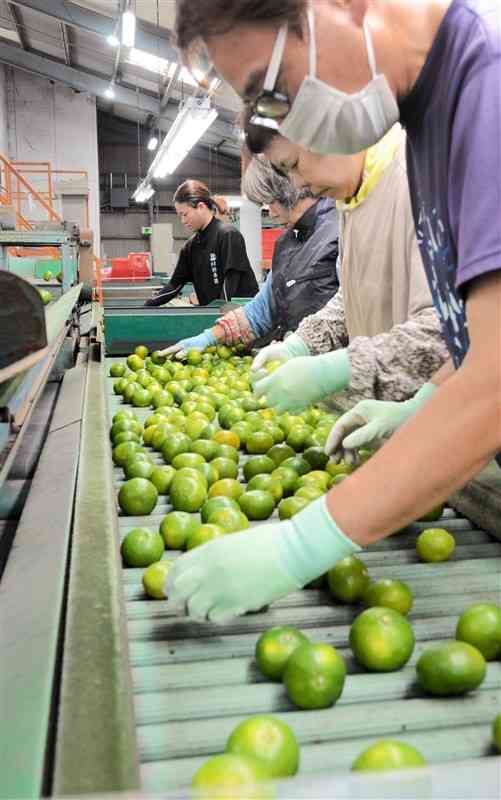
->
xmin=270 ymin=198 xmax=339 ymax=336
xmin=146 ymin=217 xmax=258 ymax=307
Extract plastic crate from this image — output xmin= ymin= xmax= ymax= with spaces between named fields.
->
xmin=129 ymin=252 xmax=151 ymax=274
xmin=109 ymin=255 xmax=151 ymax=281
xmin=262 ymin=227 xmax=284 ymax=260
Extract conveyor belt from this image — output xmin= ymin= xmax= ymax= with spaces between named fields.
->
xmin=104 ymin=357 xmax=501 ymax=794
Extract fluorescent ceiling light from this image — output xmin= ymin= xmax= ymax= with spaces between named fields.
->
xmin=0 ymin=26 xmax=20 ymax=44
xmin=121 ymin=9 xmax=136 ymax=48
xmin=107 ymin=33 xmax=119 ymax=47
xmin=147 ymin=136 xmax=159 ymax=151
xmin=128 ymin=47 xmax=170 ymax=75
xmin=125 ymin=53 xmax=218 ymax=90
xmin=133 ymin=181 xmax=155 ymax=203
xmin=151 ymin=97 xmax=218 ymax=180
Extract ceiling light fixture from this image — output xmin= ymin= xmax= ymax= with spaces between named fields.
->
xmin=151 ymin=97 xmax=218 ymax=180
xmin=147 ymin=135 xmax=159 ymax=151
xmin=128 ymin=48 xmax=169 ymax=75
xmin=133 ymin=181 xmax=155 ymax=204
xmin=121 ymin=8 xmax=136 ymax=48
xmin=107 ymin=33 xmax=119 ymax=47
xmin=104 ymin=84 xmax=115 ymax=99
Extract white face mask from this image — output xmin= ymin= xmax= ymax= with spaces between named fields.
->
xmin=262 ymin=4 xmax=400 ymax=155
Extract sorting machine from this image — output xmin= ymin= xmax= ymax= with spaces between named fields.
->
xmin=1 ymin=290 xmax=501 ymax=799
xmin=0 ymin=223 xmax=82 ymax=295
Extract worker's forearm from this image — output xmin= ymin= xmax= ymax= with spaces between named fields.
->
xmin=328 ymin=354 xmax=499 ymax=545
xmin=430 ymin=358 xmax=455 ymax=387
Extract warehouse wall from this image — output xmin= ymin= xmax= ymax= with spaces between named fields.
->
xmin=101 ymin=209 xmax=190 ymax=263
xmin=5 ymin=68 xmax=101 ymax=255
xmin=0 ymin=66 xmax=8 ymax=157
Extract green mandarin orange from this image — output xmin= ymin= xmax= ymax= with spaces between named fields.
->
xmin=121 ymin=527 xmax=164 ymax=567
xmin=255 ymin=626 xmax=310 ymax=681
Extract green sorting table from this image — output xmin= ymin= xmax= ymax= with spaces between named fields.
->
xmin=102 ymin=356 xmax=501 ymax=793
xmin=103 ymin=298 xmax=250 ymax=355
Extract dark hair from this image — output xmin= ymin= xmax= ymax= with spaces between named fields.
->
xmin=176 ymin=0 xmax=306 ymax=53
xmin=173 ymin=179 xmax=215 ymax=210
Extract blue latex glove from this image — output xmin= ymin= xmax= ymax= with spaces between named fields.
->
xmin=251 ymin=333 xmax=310 ymax=373
xmin=158 ymin=329 xmax=216 ymax=359
xmin=325 ymin=382 xmax=437 ymax=464
xmin=253 ymin=350 xmax=352 ymax=414
xmin=165 ymin=495 xmax=359 ymax=623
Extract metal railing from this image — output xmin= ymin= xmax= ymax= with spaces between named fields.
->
xmin=10 ymin=161 xmax=90 ymax=230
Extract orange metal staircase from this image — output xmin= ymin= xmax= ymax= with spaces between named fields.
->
xmin=0 ymin=153 xmax=63 ymax=258
xmin=0 ymin=152 xmax=103 ymax=302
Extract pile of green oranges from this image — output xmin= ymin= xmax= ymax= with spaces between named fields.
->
xmin=108 ymin=344 xmax=501 ymax=793
xmin=110 ymin=344 xmax=358 ymax=579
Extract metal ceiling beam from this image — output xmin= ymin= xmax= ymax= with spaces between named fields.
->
xmin=7 ymin=2 xmax=27 ymax=49
xmin=60 ymin=22 xmax=71 ymax=66
xmin=10 ymin=0 xmax=178 ymax=61
xmin=159 ymin=63 xmax=179 ymax=113
xmin=0 ymin=41 xmax=237 ymax=143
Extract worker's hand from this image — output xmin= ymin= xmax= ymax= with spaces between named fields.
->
xmin=253 ymin=350 xmax=351 ymax=414
xmin=251 ymin=333 xmax=310 ymax=373
xmin=166 ymin=496 xmax=359 ymax=623
xmin=157 ymin=329 xmax=217 ymax=359
xmin=166 ymin=527 xmax=299 ymax=623
xmin=325 ymin=383 xmax=437 ymax=464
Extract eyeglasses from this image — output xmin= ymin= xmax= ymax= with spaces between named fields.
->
xmin=187 ymin=25 xmax=292 ymax=127
xmin=250 ymin=22 xmax=291 ymax=125
xmin=252 ymin=89 xmax=291 ymax=122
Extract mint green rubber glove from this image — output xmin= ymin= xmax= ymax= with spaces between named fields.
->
xmin=325 ymin=382 xmax=437 ymax=464
xmin=251 ymin=333 xmax=310 ymax=373
xmin=253 ymin=350 xmax=351 ymax=414
xmin=165 ymin=495 xmax=359 ymax=623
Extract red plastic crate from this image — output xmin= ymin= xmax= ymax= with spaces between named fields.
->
xmin=129 ymin=252 xmax=151 ymax=273
xmin=111 ymin=258 xmax=129 ymax=271
xmin=106 ymin=254 xmax=151 ymax=281
xmin=262 ymin=228 xmax=285 ymax=260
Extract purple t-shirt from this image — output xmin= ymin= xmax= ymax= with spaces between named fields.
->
xmin=399 ymin=0 xmax=501 ymax=368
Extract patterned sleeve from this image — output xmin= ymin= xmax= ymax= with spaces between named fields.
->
xmin=295 ymin=287 xmax=349 ymax=354
xmin=333 ymin=308 xmax=450 ymax=409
